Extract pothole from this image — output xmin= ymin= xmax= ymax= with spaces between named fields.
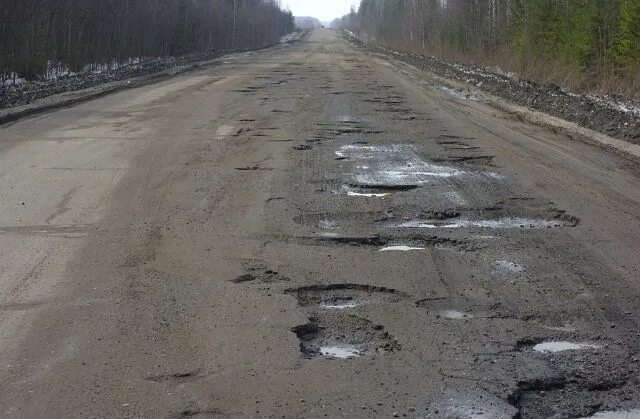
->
xmin=317 ymin=235 xmax=389 ymax=247
xmin=507 ymin=373 xmax=631 ymax=419
xmin=416 ymin=297 xmax=506 ymax=319
xmin=291 ymin=313 xmax=400 ymax=359
xmin=392 ymin=217 xmax=574 ymax=229
xmin=335 ymin=144 xmax=465 ymax=189
xmin=286 ymin=283 xmax=405 ymax=308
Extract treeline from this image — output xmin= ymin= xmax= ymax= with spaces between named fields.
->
xmin=337 ymin=0 xmax=640 ymax=97
xmin=0 ymin=0 xmax=294 ymax=82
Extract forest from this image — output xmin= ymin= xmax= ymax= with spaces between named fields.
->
xmin=0 ymin=0 xmax=294 ymax=82
xmin=336 ymin=0 xmax=640 ymax=97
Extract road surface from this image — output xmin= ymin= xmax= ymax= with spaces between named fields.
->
xmin=1 ymin=29 xmax=640 ymax=418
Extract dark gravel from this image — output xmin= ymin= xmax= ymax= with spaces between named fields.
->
xmin=346 ymin=32 xmax=640 ymax=144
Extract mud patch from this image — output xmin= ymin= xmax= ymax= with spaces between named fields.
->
xmin=291 ymin=313 xmax=400 ymax=359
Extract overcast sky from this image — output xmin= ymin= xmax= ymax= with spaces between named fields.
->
xmin=284 ymin=0 xmax=359 ymax=23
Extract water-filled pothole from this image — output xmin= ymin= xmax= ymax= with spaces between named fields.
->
xmin=319 ymin=345 xmax=362 ymax=358
xmin=291 ymin=313 xmax=400 ymax=359
xmin=416 ymin=297 xmax=505 ymax=319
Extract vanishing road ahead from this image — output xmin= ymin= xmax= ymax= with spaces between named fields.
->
xmin=2 ymin=30 xmax=640 ymax=418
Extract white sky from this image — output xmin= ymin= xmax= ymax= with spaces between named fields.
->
xmin=284 ymin=0 xmax=359 ymax=23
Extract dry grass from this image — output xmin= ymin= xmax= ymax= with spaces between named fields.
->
xmin=379 ymin=37 xmax=640 ymax=100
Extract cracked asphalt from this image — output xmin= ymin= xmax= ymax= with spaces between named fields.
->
xmin=1 ymin=29 xmax=640 ymax=418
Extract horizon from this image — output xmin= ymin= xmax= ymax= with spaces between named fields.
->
xmin=285 ymin=0 xmax=359 ymax=23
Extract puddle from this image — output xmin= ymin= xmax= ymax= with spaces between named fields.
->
xmin=379 ymin=245 xmax=426 ymax=252
xmin=441 ymin=86 xmax=482 ymax=101
xmin=439 ymin=310 xmax=473 ymax=320
xmin=320 ymin=345 xmax=362 ymax=358
xmin=320 ymin=300 xmax=359 ymax=309
xmin=394 ymin=217 xmax=567 ymax=229
xmin=342 ymin=185 xmax=390 ymax=197
xmin=416 ymin=297 xmax=502 ymax=319
xmin=533 ymin=341 xmax=600 ymax=353
xmin=495 ymin=260 xmax=524 ymax=273
xmin=584 ymin=409 xmax=640 ymax=418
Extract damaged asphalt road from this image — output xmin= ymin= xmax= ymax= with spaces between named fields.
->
xmin=1 ymin=29 xmax=640 ymax=418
